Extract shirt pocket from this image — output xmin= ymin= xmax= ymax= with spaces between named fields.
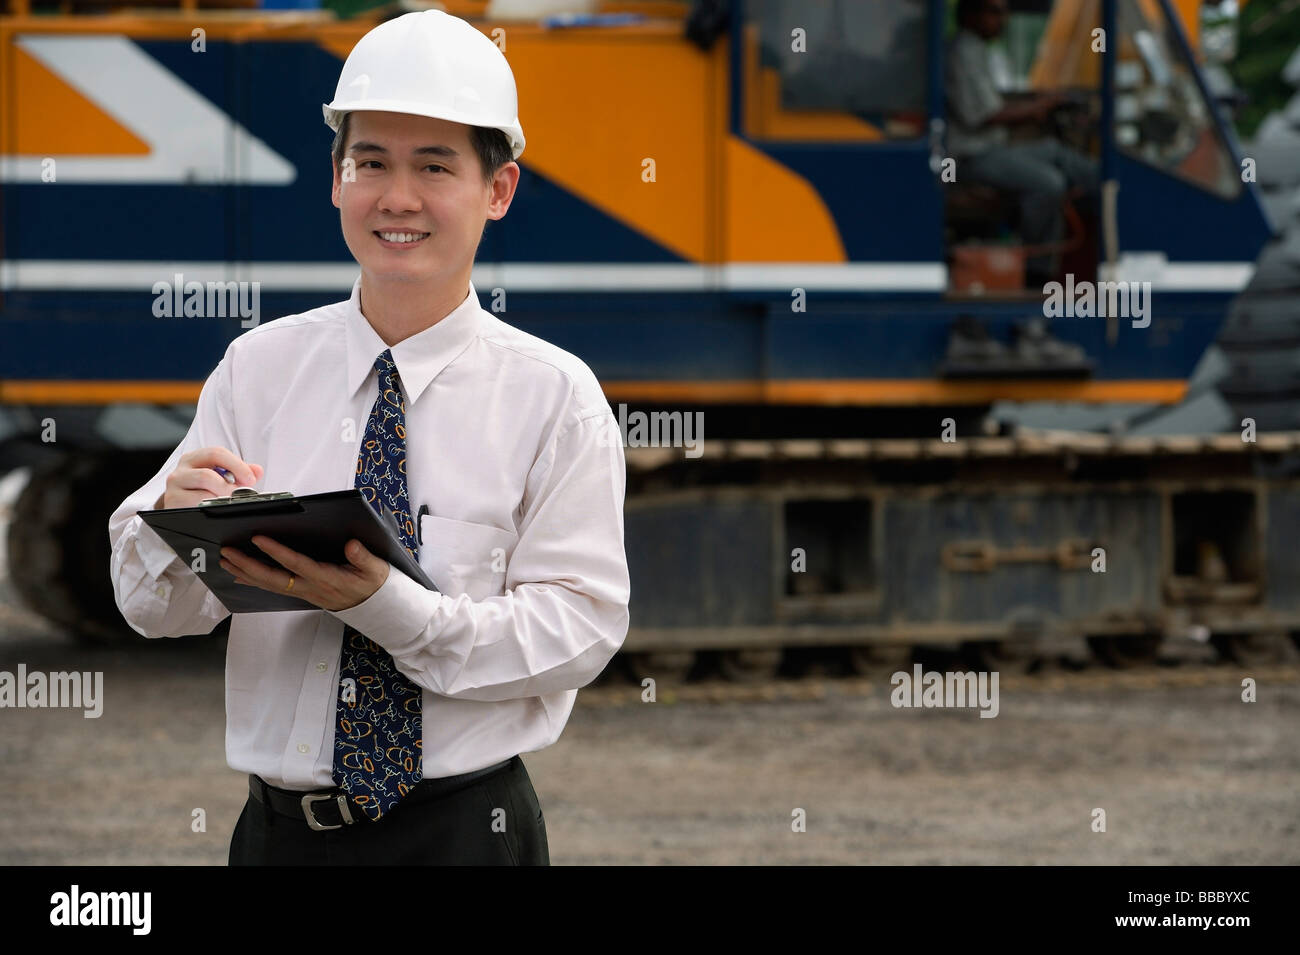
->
xmin=418 ymin=514 xmax=518 ymax=602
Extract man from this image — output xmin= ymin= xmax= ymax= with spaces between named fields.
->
xmin=107 ymin=10 xmax=631 ymax=865
xmin=947 ymin=0 xmax=1099 ymax=284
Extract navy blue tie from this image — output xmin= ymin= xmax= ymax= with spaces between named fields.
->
xmin=332 ymin=349 xmax=422 ymax=820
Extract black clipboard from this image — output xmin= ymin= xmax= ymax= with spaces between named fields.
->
xmin=137 ymin=488 xmax=437 ymax=613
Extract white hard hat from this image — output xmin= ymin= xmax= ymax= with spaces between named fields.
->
xmin=323 ymin=9 xmax=525 ymax=160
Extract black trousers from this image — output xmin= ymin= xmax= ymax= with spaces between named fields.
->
xmin=229 ymin=755 xmax=549 ymax=865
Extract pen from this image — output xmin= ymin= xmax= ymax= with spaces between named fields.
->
xmin=213 ymin=466 xmax=237 ymax=485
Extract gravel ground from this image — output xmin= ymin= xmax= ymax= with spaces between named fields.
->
xmin=2 ymin=472 xmax=1296 ymax=865
xmin=1 ymin=604 xmax=1296 ymax=864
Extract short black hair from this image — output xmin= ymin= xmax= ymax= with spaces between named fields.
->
xmin=330 ymin=111 xmax=514 ymax=187
xmin=957 ymin=0 xmax=990 ymax=26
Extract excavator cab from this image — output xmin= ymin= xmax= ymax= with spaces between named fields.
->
xmin=733 ymin=0 xmax=1269 ymax=290
xmin=732 ymin=0 xmax=1271 ymax=384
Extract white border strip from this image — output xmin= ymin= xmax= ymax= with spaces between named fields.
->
xmin=0 ymin=261 xmax=948 ymax=293
xmin=0 ymin=259 xmax=1255 ymax=293
xmin=1100 ymin=255 xmax=1256 ymax=292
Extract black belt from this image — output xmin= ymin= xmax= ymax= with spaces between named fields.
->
xmin=249 ymin=758 xmax=515 ymax=831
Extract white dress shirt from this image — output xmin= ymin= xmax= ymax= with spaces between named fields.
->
xmin=108 ymin=276 xmax=630 ymax=790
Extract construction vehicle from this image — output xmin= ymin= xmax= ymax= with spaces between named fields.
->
xmin=2 ymin=0 xmax=1294 ymax=677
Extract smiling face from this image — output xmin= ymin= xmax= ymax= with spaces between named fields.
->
xmin=330 ymin=110 xmax=518 ymax=290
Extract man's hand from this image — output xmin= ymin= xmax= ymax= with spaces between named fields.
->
xmin=1031 ymin=90 xmax=1069 ymax=122
xmin=158 ymin=446 xmax=264 ymax=509
xmin=988 ymin=90 xmax=1069 ymax=127
xmin=218 ymin=536 xmax=390 ymax=612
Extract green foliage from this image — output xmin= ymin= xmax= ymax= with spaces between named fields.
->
xmin=322 ymin=0 xmax=392 ymax=20
xmin=1232 ymin=0 xmax=1300 ymax=137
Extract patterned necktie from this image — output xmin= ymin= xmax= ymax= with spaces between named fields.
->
xmin=333 ymin=348 xmax=423 ymax=821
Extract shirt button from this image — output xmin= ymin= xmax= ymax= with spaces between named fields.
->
xmin=316 ymin=662 xmax=328 ymax=672
xmin=154 ymin=585 xmax=166 ymax=597
xmin=297 ymin=744 xmax=310 ymax=754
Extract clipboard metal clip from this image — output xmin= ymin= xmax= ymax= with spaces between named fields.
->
xmin=199 ymin=488 xmax=296 ymax=507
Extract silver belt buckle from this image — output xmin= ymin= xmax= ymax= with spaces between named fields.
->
xmin=301 ymin=792 xmax=355 ymax=831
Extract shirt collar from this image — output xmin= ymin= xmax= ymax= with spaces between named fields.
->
xmin=345 ymin=276 xmax=482 ymax=405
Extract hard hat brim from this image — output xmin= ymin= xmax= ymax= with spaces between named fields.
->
xmin=322 ymin=102 xmax=525 ymax=161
